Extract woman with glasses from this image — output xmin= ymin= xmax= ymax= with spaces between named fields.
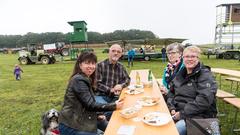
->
xmin=160 ymin=42 xmax=184 ymax=100
xmin=167 ymin=46 xmax=217 ymax=135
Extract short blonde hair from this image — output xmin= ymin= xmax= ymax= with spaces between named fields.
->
xmin=183 ymin=46 xmax=201 ymax=56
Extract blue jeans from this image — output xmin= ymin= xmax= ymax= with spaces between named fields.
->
xmin=162 ymin=54 xmax=166 ymax=62
xmin=175 ymin=119 xmax=187 ymax=135
xmin=97 ymin=119 xmax=108 ymax=131
xmin=95 ymin=95 xmax=118 ymax=120
xmin=128 ymin=56 xmax=134 ymax=67
xmin=15 ymin=74 xmax=21 ymax=80
xmin=59 ymin=123 xmax=97 ymax=135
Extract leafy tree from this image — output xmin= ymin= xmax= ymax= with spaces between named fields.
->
xmin=0 ymin=29 xmax=158 ymax=48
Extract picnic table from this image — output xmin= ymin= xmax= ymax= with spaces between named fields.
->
xmin=211 ymin=68 xmax=240 ymax=78
xmin=211 ymin=68 xmax=240 ymax=89
xmin=104 ymin=69 xmax=179 ymax=135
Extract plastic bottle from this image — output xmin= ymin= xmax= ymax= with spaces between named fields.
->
xmin=136 ymin=71 xmax=141 ymax=85
xmin=148 ymin=70 xmax=152 ymax=82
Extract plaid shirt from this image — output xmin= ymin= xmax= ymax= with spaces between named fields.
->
xmin=96 ymin=59 xmax=130 ymax=95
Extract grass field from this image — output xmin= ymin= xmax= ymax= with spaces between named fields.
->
xmin=0 ymin=48 xmax=240 ymax=135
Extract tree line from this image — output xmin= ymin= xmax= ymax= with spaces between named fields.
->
xmin=0 ymin=29 xmax=157 ymax=48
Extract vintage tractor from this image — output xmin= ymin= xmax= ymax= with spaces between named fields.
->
xmin=18 ymin=45 xmax=56 ymax=65
xmin=43 ymin=42 xmax=69 ymax=56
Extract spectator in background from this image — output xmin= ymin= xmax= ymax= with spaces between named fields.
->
xmin=161 ymin=46 xmax=167 ymax=62
xmin=139 ymin=47 xmax=144 ymax=53
xmin=127 ymin=47 xmax=135 ymax=67
xmin=160 ymin=43 xmax=184 ymax=101
xmin=167 ymin=46 xmax=217 ymax=135
xmin=59 ymin=51 xmax=124 ymax=135
xmin=95 ymin=44 xmax=130 ymax=120
xmin=13 ymin=64 xmax=23 ymax=80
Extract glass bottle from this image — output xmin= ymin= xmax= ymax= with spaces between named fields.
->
xmin=148 ymin=70 xmax=152 ymax=82
xmin=136 ymin=71 xmax=141 ymax=85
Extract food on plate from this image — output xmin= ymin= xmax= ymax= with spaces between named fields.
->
xmin=125 ymin=88 xmax=144 ymax=95
xmin=127 ymin=84 xmax=144 ymax=90
xmin=120 ymin=107 xmax=139 ymax=119
xmin=137 ymin=96 xmax=160 ymax=106
xmin=143 ymin=113 xmax=159 ymax=123
xmin=142 ymin=112 xmax=171 ymax=126
xmin=135 ymin=84 xmax=144 ymax=88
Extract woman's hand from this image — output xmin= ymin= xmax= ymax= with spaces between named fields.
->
xmin=171 ymin=110 xmax=176 ymax=115
xmin=160 ymin=85 xmax=168 ymax=95
xmin=171 ymin=110 xmax=180 ymax=121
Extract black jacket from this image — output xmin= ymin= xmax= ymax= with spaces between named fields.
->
xmin=167 ymin=63 xmax=217 ymax=119
xmin=59 ymin=73 xmax=116 ymax=133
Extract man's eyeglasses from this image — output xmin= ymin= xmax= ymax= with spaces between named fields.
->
xmin=183 ymin=55 xmax=198 ymax=59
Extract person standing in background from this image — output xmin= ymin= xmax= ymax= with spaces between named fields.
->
xmin=161 ymin=46 xmax=167 ymax=62
xmin=13 ymin=64 xmax=23 ymax=80
xmin=127 ymin=47 xmax=135 ymax=67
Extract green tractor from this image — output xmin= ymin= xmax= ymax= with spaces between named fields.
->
xmin=18 ymin=44 xmax=56 ymax=65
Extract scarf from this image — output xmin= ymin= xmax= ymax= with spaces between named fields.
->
xmin=164 ymin=57 xmax=182 ymax=85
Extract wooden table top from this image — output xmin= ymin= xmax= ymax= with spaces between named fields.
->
xmin=104 ymin=69 xmax=179 ymax=135
xmin=216 ymin=89 xmax=235 ymax=98
xmin=211 ymin=68 xmax=240 ymax=78
xmin=223 ymin=98 xmax=240 ymax=109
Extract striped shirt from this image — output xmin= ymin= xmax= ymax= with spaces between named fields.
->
xmin=96 ymin=59 xmax=130 ymax=95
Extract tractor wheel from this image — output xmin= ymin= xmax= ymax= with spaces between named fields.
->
xmin=19 ymin=57 xmax=28 ymax=65
xmin=50 ymin=58 xmax=56 ymax=64
xmin=233 ymin=53 xmax=240 ymax=60
xmin=223 ymin=53 xmax=232 ymax=59
xmin=144 ymin=56 xmax=150 ymax=61
xmin=61 ymin=48 xmax=69 ymax=56
xmin=41 ymin=56 xmax=50 ymax=64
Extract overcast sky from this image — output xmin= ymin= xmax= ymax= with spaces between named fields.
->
xmin=0 ymin=0 xmax=239 ymax=44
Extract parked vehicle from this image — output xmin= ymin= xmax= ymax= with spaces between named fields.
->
xmin=121 ymin=51 xmax=162 ymax=61
xmin=18 ymin=44 xmax=56 ymax=65
xmin=215 ymin=46 xmax=240 ymax=59
xmin=121 ymin=45 xmax=162 ymax=61
xmin=43 ymin=42 xmax=69 ymax=56
xmin=0 ymin=48 xmax=8 ymax=54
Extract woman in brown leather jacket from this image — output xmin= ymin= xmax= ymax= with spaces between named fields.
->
xmin=59 ymin=51 xmax=124 ymax=135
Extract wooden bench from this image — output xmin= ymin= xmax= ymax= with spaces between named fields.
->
xmin=216 ymin=89 xmax=235 ymax=99
xmin=223 ymin=98 xmax=240 ymax=135
xmin=225 ymin=77 xmax=240 ymax=94
xmin=216 ymin=89 xmax=235 ymax=118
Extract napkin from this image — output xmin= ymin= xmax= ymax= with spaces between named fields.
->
xmin=117 ymin=125 xmax=136 ymax=135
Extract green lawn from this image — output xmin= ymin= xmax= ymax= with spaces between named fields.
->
xmin=0 ymin=48 xmax=239 ymax=135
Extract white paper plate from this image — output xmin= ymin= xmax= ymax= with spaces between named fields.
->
xmin=125 ymin=88 xmax=144 ymax=95
xmin=142 ymin=112 xmax=172 ymax=126
xmin=137 ymin=96 xmax=159 ymax=106
xmin=127 ymin=84 xmax=144 ymax=90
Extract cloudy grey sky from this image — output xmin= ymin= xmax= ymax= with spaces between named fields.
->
xmin=0 ymin=0 xmax=239 ymax=44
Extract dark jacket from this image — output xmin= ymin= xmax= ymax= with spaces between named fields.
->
xmin=59 ymin=73 xmax=116 ymax=133
xmin=167 ymin=63 xmax=217 ymax=119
